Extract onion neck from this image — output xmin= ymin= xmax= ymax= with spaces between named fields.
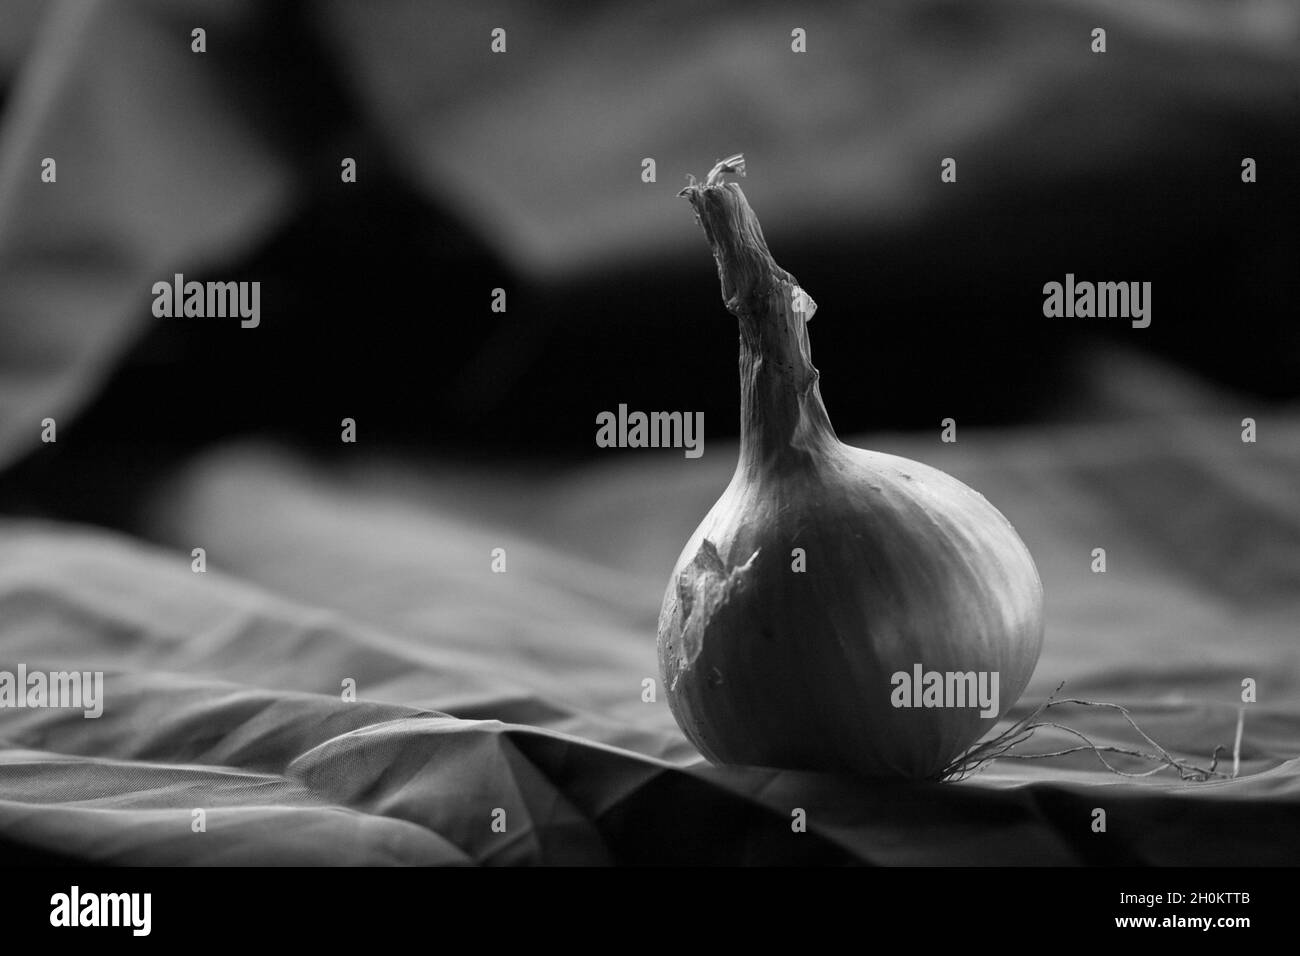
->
xmin=681 ymin=176 xmax=837 ymax=476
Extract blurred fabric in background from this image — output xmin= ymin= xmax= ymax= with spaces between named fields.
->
xmin=0 ymin=0 xmax=1297 ymax=518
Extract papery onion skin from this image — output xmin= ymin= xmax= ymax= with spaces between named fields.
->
xmin=658 ymin=167 xmax=1044 ymax=781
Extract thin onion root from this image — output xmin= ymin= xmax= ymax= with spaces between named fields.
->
xmin=941 ymin=682 xmax=1236 ymax=783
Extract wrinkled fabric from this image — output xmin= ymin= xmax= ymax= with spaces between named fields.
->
xmin=2 ymin=407 xmax=1297 ymax=865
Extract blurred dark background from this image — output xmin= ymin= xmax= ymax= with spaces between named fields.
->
xmin=0 ymin=0 xmax=1297 ymax=530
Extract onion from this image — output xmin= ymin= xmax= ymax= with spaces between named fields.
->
xmin=658 ymin=157 xmax=1044 ymax=780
